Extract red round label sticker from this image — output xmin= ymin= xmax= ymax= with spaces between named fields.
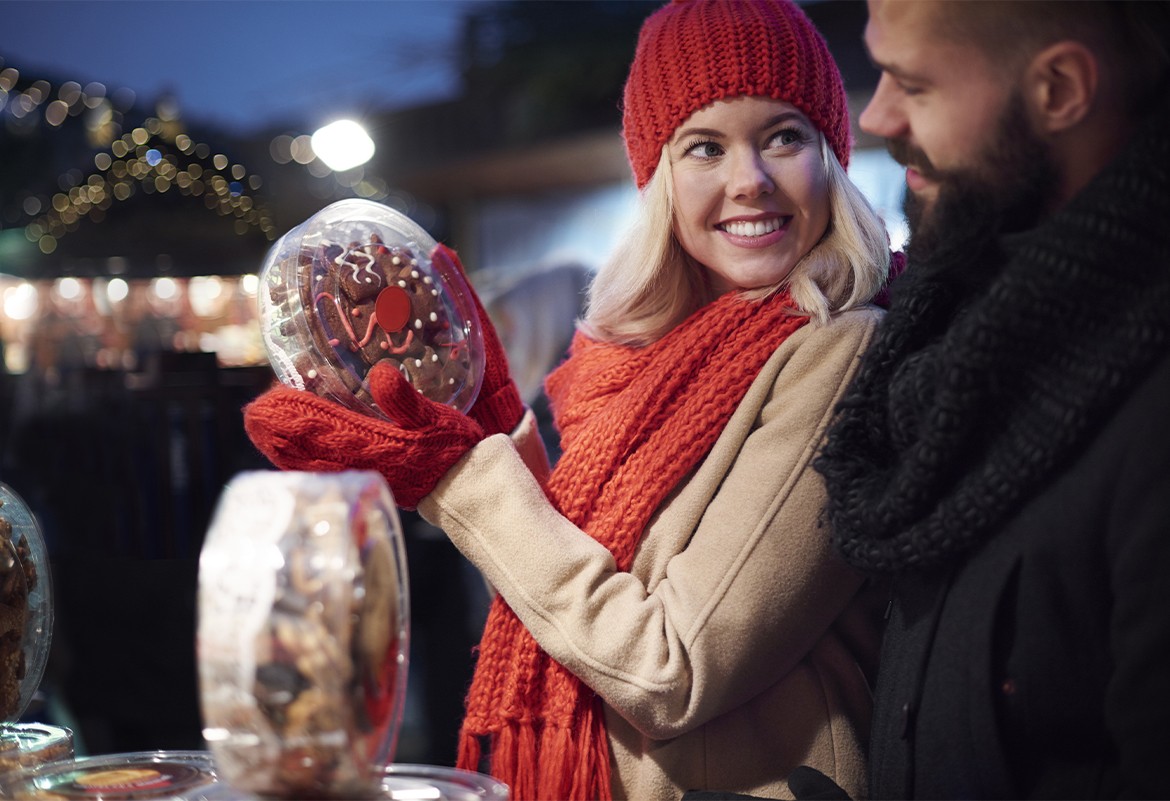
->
xmin=376 ymin=286 xmax=412 ymax=333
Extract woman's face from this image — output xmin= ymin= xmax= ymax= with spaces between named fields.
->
xmin=669 ymin=96 xmax=831 ymax=295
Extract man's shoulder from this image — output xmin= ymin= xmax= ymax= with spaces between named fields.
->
xmin=988 ymin=347 xmax=1170 ymax=565
xmin=1102 ymin=347 xmax=1170 ymax=449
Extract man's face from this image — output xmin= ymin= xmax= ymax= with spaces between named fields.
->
xmin=901 ymin=91 xmax=1059 ymax=259
xmin=860 ymin=0 xmax=1060 ymax=251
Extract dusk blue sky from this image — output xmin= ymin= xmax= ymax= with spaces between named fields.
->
xmin=1 ymin=0 xmax=483 ymax=134
xmin=0 ymin=0 xmax=909 ymax=251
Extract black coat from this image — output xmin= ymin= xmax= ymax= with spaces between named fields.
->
xmin=869 ymin=350 xmax=1170 ymax=799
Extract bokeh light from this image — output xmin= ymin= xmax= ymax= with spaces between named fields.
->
xmin=151 ymin=276 xmax=178 ymax=301
xmin=189 ymin=275 xmax=226 ymax=318
xmin=310 ymin=119 xmax=375 ymax=172
xmin=106 ymin=277 xmax=130 ymax=303
xmin=3 ymin=283 xmax=39 ymax=321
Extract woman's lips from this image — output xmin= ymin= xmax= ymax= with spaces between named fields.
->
xmin=717 ymin=216 xmax=789 ymax=247
xmin=718 ymin=217 xmax=783 ymax=237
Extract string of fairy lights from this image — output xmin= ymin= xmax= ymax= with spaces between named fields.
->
xmin=0 ymin=59 xmax=278 ymax=255
xmin=0 ymin=59 xmax=282 ymax=372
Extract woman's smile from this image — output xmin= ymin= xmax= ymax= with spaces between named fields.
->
xmin=717 ymin=215 xmax=791 ymax=245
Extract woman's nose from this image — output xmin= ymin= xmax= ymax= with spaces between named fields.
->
xmin=726 ymin=150 xmax=775 ymax=200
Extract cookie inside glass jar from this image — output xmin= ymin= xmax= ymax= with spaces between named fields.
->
xmin=260 ymin=199 xmax=484 ymax=419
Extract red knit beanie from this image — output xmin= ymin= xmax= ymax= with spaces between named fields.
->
xmin=622 ymin=0 xmax=851 ymax=188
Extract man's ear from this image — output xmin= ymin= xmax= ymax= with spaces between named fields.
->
xmin=1024 ymin=41 xmax=1099 ymax=134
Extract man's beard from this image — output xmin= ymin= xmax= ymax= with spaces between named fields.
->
xmin=891 ymin=93 xmax=1060 ymax=265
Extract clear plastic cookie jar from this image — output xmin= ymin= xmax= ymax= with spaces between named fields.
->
xmin=259 ymin=199 xmax=484 ymax=420
xmin=197 ymin=470 xmax=410 ymax=799
xmin=0 ymin=482 xmax=72 ymax=784
xmin=0 ymin=481 xmax=52 ymax=726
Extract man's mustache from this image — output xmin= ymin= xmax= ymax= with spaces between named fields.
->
xmin=886 ymin=138 xmax=937 ymax=181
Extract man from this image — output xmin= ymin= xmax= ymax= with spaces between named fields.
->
xmin=810 ymin=1 xmax=1170 ymax=798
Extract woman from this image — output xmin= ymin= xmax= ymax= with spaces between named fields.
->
xmin=245 ymin=1 xmax=894 ymax=798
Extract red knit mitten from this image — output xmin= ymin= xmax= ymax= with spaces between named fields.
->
xmin=243 ymin=361 xmax=485 ymax=510
xmin=432 ymin=243 xmax=525 ymax=436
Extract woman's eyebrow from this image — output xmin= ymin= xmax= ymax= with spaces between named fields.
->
xmin=672 ymin=111 xmax=808 ymax=144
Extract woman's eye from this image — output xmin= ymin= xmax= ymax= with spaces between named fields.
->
xmin=769 ymin=128 xmax=805 ymax=148
xmin=686 ymin=140 xmax=723 ymax=159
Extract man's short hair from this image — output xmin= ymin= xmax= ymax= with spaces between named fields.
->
xmin=936 ymin=1 xmax=1170 ymax=112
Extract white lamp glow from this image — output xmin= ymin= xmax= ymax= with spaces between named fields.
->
xmin=310 ymin=120 xmax=375 ymax=172
xmin=106 ymin=277 xmax=129 ymax=303
xmin=3 ymin=283 xmax=38 ymax=321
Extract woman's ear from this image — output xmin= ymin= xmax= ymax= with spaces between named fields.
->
xmin=1024 ymin=40 xmax=1099 ymax=134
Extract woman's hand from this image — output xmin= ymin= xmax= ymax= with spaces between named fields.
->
xmin=432 ymin=244 xmax=525 ymax=436
xmin=243 ymin=360 xmax=485 ymax=510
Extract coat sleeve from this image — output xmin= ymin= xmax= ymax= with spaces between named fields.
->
xmin=419 ymin=308 xmax=882 ymax=738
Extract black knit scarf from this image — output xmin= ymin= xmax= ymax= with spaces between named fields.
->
xmin=817 ymin=94 xmax=1170 ymax=574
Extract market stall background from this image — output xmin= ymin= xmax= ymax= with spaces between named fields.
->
xmin=0 ymin=0 xmax=901 ymax=768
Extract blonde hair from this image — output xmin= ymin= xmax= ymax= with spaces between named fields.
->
xmin=582 ymin=136 xmax=891 ymax=347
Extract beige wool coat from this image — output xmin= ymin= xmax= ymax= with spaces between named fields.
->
xmin=420 ymin=306 xmax=885 ymax=801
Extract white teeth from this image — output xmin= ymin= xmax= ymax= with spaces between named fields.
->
xmin=722 ymin=218 xmax=782 ymax=237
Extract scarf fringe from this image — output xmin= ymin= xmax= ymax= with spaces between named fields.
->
xmin=516 ymin=720 xmax=539 ymax=798
xmin=536 ymin=723 xmax=574 ymax=801
xmin=570 ymin=698 xmax=612 ymax=801
xmin=491 ymin=725 xmax=517 ymax=794
xmin=455 ymin=728 xmax=482 ymax=775
xmin=458 ymin=710 xmax=613 ymax=801
xmin=485 ymin=720 xmax=539 ymax=800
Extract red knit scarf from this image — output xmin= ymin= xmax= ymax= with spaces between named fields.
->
xmin=455 ymin=290 xmax=810 ymax=800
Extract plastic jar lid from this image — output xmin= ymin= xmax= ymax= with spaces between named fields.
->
xmin=193 ymin=763 xmax=510 ymax=800
xmin=0 ymin=753 xmax=511 ymax=801
xmin=259 ymin=198 xmax=484 ymax=420
xmin=381 ymin=764 xmax=509 ymax=801
xmin=0 ymin=750 xmax=232 ymax=800
xmin=198 ymin=471 xmax=410 ymax=799
xmin=0 ymin=723 xmax=74 ymax=779
xmin=0 ymin=481 xmax=52 ymax=723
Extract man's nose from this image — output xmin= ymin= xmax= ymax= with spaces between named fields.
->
xmin=859 ymin=73 xmax=907 ymax=139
